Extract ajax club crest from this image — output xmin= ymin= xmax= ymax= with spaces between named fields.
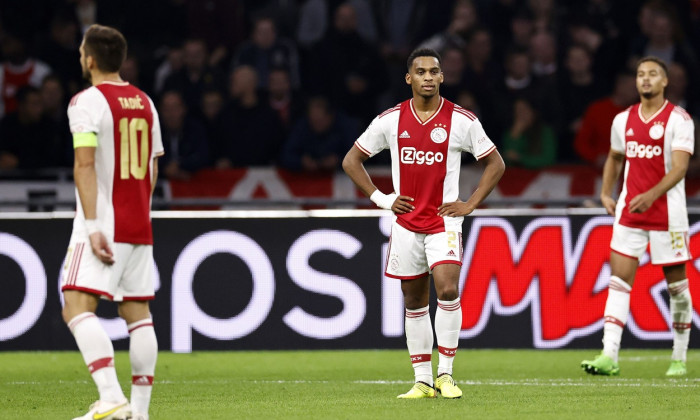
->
xmin=649 ymin=121 xmax=664 ymax=140
xmin=431 ymin=123 xmax=448 ymax=144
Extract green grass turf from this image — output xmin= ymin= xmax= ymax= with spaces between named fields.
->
xmin=1 ymin=349 xmax=699 ymax=419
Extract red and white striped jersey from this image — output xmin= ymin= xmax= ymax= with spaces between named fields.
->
xmin=355 ymin=97 xmax=496 ymax=233
xmin=0 ymin=59 xmax=51 ymax=117
xmin=68 ymin=81 xmax=164 ymax=244
xmin=610 ymin=100 xmax=694 ymax=231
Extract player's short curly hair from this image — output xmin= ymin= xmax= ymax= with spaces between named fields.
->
xmin=83 ymin=24 xmax=127 ymax=73
xmin=406 ymin=48 xmax=442 ymax=72
xmin=635 ymin=56 xmax=668 ymax=77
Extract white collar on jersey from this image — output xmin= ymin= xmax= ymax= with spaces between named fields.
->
xmin=638 ymin=99 xmax=668 ymax=124
xmin=98 ymin=80 xmax=130 ymax=87
xmin=409 ymin=97 xmax=444 ymax=125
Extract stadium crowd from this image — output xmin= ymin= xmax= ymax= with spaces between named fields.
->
xmin=0 ymin=0 xmax=699 ymax=178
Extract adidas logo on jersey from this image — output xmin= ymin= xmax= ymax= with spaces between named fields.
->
xmin=399 ymin=130 xmax=411 ymax=139
xmin=447 ymin=250 xmax=456 ymax=257
xmin=626 ymin=128 xmax=634 ymax=136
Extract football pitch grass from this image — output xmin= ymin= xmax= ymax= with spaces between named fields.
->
xmin=2 ymin=349 xmax=700 ymax=419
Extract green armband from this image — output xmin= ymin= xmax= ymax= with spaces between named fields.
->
xmin=73 ymin=132 xmax=98 ymax=148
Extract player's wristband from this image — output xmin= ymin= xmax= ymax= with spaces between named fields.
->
xmin=84 ymin=219 xmax=100 ymax=235
xmin=370 ymin=190 xmax=398 ymax=210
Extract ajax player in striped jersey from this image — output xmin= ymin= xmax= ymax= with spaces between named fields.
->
xmin=582 ymin=57 xmax=695 ymax=377
xmin=343 ymin=48 xmax=505 ymax=399
xmin=61 ymin=25 xmax=163 ymax=420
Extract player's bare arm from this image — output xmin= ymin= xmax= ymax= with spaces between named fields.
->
xmin=438 ymin=149 xmax=505 ymax=217
xmin=74 ymin=146 xmax=115 ymax=265
xmin=628 ymin=150 xmax=690 ymax=213
xmin=342 ymin=145 xmax=415 ymax=213
xmin=600 ymin=149 xmax=625 ymax=216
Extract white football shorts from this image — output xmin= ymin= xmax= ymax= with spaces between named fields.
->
xmin=385 ymin=221 xmax=463 ymax=279
xmin=61 ymin=240 xmax=155 ymax=301
xmin=610 ymin=223 xmax=691 ymax=266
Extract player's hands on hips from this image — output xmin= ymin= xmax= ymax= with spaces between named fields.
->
xmin=89 ymin=232 xmax=115 ymax=265
xmin=438 ymin=200 xmax=474 ymax=217
xmin=600 ymin=195 xmax=616 ymax=216
xmin=628 ymin=190 xmax=657 ymax=213
xmin=392 ymin=195 xmax=415 ymax=214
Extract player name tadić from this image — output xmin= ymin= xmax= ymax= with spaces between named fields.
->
xmin=118 ymin=96 xmax=145 ymax=110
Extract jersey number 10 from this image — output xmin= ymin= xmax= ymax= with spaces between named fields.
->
xmin=119 ymin=117 xmax=150 ymax=180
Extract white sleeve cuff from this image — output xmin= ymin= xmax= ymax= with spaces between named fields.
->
xmin=369 ymin=190 xmax=397 ymax=210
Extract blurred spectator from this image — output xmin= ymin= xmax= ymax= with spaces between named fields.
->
xmin=40 ymin=75 xmax=73 ymax=167
xmin=568 ymin=0 xmax=626 ymax=37
xmin=3 ymin=0 xmax=700 ymax=173
xmin=417 ymin=0 xmax=477 ymax=52
xmin=158 ymin=91 xmax=211 ymax=180
xmin=154 ymin=46 xmax=184 ymax=95
xmin=36 ymin=13 xmax=82 ymax=96
xmin=529 ymin=0 xmax=558 ymax=33
xmin=628 ymin=4 xmax=699 ymax=81
xmin=481 ymin=0 xmax=521 ymax=55
xmin=558 ymin=44 xmax=604 ymax=161
xmin=529 ymin=31 xmax=562 ymax=129
xmin=296 ymin=0 xmax=330 ymax=48
xmin=374 ymin=0 xmax=427 ymax=58
xmin=40 ymin=75 xmax=66 ymax=124
xmin=267 ymin=67 xmax=304 ymax=132
xmin=232 ymin=15 xmax=300 ymax=89
xmin=666 ymin=61 xmax=697 ymax=115
xmin=345 ymin=0 xmax=380 ymax=43
xmin=120 ymin=56 xmax=141 ymax=88
xmin=281 ymin=96 xmax=358 ymax=172
xmin=162 ymin=38 xmax=225 ymax=116
xmin=493 ymin=46 xmax=561 ymax=143
xmin=439 ymin=47 xmax=466 ymax=102
xmin=502 ymin=97 xmax=557 ymax=169
xmin=462 ymin=27 xmax=501 ymax=133
xmin=507 ymin=6 xmax=535 ymax=53
xmin=297 ymin=0 xmax=380 ymax=48
xmin=308 ymin=2 xmax=389 ymax=125
xmin=0 ymin=33 xmax=52 ymax=118
xmin=0 ymin=86 xmax=54 ymax=170
xmin=215 ymin=66 xmax=285 ymax=168
xmin=502 ymin=47 xmax=535 ymax=98
xmin=372 ymin=0 xmax=430 ymax=108
xmin=573 ymin=73 xmax=638 ymax=167
xmin=567 ymin=0 xmax=629 ymax=63
xmin=530 ymin=31 xmax=557 ymax=79
xmin=186 ymin=0 xmax=246 ymax=68
xmin=74 ymin=0 xmax=97 ymax=34
xmin=455 ymin=89 xmax=482 ymax=165
xmin=463 ymin=27 xmax=501 ymax=91
xmin=247 ymin=0 xmax=300 ymax=40
xmin=456 ymin=90 xmax=482 ymax=118
xmin=200 ymin=89 xmax=227 ymax=157
xmin=566 ymin=16 xmax=620 ymax=94
xmin=491 ymin=47 xmax=535 ymax=142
